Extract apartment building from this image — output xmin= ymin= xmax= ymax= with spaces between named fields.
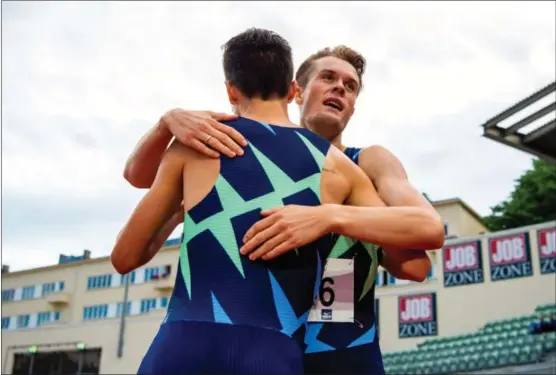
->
xmin=0 ymin=198 xmax=487 ymax=374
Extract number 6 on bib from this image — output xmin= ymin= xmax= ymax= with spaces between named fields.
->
xmin=308 ymin=258 xmax=355 ymax=323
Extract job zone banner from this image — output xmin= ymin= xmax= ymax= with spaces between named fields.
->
xmin=398 ymin=293 xmax=437 ymax=338
xmin=488 ymin=232 xmax=533 ymax=281
xmin=443 ymin=240 xmax=484 ymax=288
xmin=538 ymin=227 xmax=556 ymax=274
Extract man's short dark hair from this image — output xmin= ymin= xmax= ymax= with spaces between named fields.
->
xmin=222 ymin=28 xmax=294 ymax=100
xmin=296 ymin=45 xmax=366 ymax=93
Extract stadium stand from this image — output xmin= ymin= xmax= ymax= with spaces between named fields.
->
xmin=384 ymin=303 xmax=556 ymax=374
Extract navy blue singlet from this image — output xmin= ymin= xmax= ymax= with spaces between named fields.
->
xmin=138 ymin=117 xmax=333 ymax=375
xmin=303 ymin=146 xmax=385 ymax=375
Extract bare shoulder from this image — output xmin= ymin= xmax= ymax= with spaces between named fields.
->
xmin=165 ymin=139 xmax=202 ymax=162
xmin=325 ymin=145 xmax=366 ymax=178
xmin=358 ymin=145 xmax=407 ymax=180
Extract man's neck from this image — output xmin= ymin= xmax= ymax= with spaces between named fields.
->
xmin=238 ymin=99 xmax=298 ymax=128
xmin=300 ymin=119 xmax=344 ymax=148
xmin=330 ymin=136 xmax=343 ymax=150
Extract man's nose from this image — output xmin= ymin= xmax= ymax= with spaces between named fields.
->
xmin=331 ymin=81 xmax=345 ymax=96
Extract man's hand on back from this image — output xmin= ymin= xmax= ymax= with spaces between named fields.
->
xmin=240 ymin=205 xmax=334 ymax=260
xmin=161 ymin=109 xmax=247 ymax=158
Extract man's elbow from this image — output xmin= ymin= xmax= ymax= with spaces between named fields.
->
xmin=412 ymin=262 xmax=431 ymax=283
xmin=111 ymin=249 xmax=140 ymax=275
xmin=407 ymin=255 xmax=432 ymax=283
xmin=123 ymin=165 xmax=150 ymax=189
xmin=421 ymin=213 xmax=445 ymax=250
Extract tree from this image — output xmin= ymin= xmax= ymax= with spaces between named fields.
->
xmin=483 ymin=159 xmax=556 ymax=231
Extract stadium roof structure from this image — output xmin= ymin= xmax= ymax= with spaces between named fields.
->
xmin=481 ymin=81 xmax=556 ymax=164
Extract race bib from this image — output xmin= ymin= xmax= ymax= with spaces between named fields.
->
xmin=308 ymin=258 xmax=354 ymax=323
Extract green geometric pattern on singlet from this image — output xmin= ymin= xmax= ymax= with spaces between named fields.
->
xmin=329 ymin=235 xmax=380 ymax=301
xmin=179 ymin=132 xmax=326 ymax=299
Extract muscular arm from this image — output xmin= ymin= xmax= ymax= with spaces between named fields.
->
xmin=358 ymin=146 xmax=440 ymax=280
xmin=112 ymin=142 xmax=185 ymax=274
xmin=124 ymin=120 xmax=173 ymax=189
xmin=320 ymin=150 xmax=441 ymax=280
xmin=327 ymin=150 xmax=444 ymax=251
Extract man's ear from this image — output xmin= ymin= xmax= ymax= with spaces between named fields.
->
xmin=294 ymin=81 xmax=304 ymax=105
xmin=286 ymin=81 xmax=297 ymax=104
xmin=225 ymin=81 xmax=238 ymax=106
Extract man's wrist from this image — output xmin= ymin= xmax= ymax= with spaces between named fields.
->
xmin=320 ymin=204 xmax=347 ymax=234
xmin=156 ymin=116 xmax=173 ymax=139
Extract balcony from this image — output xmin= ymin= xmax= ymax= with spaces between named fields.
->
xmin=151 ymin=265 xmax=173 ymax=291
xmin=45 ymin=292 xmax=70 ymax=306
xmin=152 ymin=277 xmax=173 ymax=291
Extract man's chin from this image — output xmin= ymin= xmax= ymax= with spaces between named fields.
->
xmin=307 ymin=112 xmax=343 ymax=139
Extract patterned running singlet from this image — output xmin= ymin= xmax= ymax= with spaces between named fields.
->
xmin=139 ymin=117 xmax=338 ymax=374
xmin=166 ymin=117 xmax=333 ymax=338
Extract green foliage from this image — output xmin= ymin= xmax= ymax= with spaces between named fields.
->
xmin=483 ymin=159 xmax=556 ymax=231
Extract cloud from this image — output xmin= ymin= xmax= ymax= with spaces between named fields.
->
xmin=2 ymin=1 xmax=555 ymax=271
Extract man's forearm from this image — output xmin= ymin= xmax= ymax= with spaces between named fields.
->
xmin=124 ymin=120 xmax=173 ymax=189
xmin=126 ymin=212 xmax=182 ymax=271
xmin=327 ymin=204 xmax=444 ymax=251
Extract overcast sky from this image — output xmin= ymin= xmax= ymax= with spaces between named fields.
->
xmin=2 ymin=1 xmax=555 ymax=271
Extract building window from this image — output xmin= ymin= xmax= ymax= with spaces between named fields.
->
xmin=83 ymin=305 xmax=108 ymax=321
xmin=36 ymin=311 xmax=60 ymax=326
xmin=42 ymin=282 xmax=56 ymax=296
xmin=21 ymin=286 xmax=35 ymax=300
xmin=120 ymin=271 xmax=136 ymax=285
xmin=58 ymin=281 xmax=65 ymax=291
xmin=161 ymin=296 xmax=169 ymax=308
xmin=1 ymin=317 xmax=10 ymax=329
xmin=16 ymin=314 xmax=30 ymax=328
xmin=116 ymin=302 xmax=132 ymax=317
xmin=144 ymin=267 xmax=159 ymax=282
xmin=146 ymin=265 xmax=172 ymax=282
xmin=140 ymin=298 xmax=157 ymax=314
xmin=37 ymin=312 xmax=53 ymax=326
xmin=87 ymin=274 xmax=112 ymax=290
xmin=427 ymin=266 xmax=437 ymax=280
xmin=1 ymin=289 xmax=15 ymax=301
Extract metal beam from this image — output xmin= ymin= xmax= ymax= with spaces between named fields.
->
xmin=524 ymin=119 xmax=556 ymax=143
xmin=504 ymin=102 xmax=556 ymax=135
xmin=483 ymin=132 xmax=556 ymax=164
xmin=482 ymin=82 xmax=556 ymax=130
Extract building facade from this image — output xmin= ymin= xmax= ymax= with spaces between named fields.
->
xmin=1 ymin=199 xmax=553 ymax=374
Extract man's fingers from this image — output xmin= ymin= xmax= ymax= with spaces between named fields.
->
xmin=242 ymin=215 xmax=277 ymax=244
xmin=260 ymin=207 xmax=283 ymax=217
xmin=241 ymin=225 xmax=281 ymax=259
xmin=189 ymin=139 xmax=220 ymax=158
xmin=248 ymin=233 xmax=288 ymax=261
xmin=262 ymin=242 xmax=295 ymax=260
xmin=202 ymin=128 xmax=237 ymax=158
xmin=210 ymin=121 xmax=245 ymax=155
xmin=214 ymin=122 xmax=248 ymax=148
xmin=241 ymin=218 xmax=279 ymax=255
xmin=208 ymin=111 xmax=238 ymax=121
